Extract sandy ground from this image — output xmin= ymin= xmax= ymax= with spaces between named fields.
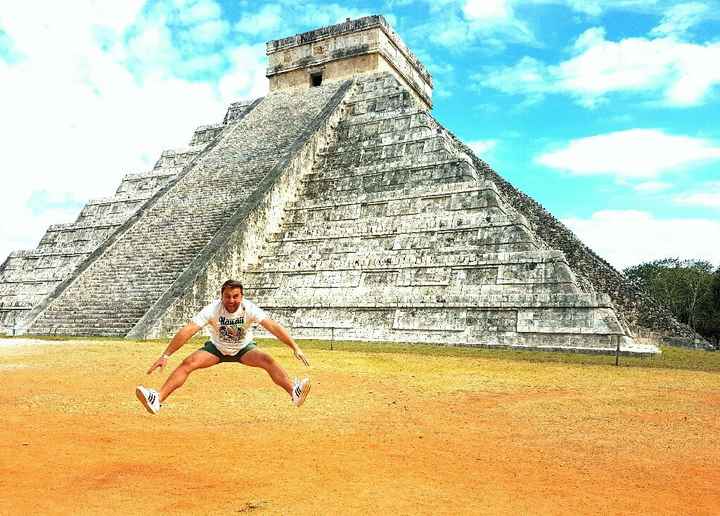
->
xmin=1 ymin=337 xmax=719 ymax=515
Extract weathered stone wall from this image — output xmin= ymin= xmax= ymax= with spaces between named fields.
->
xmin=444 ymin=134 xmax=700 ymax=346
xmin=266 ymin=53 xmax=378 ymax=91
xmin=25 ymin=81 xmax=350 ymax=337
xmin=237 ymin=73 xmax=648 ymax=354
xmin=266 ymin=15 xmax=432 ymax=109
xmin=223 ymin=99 xmax=261 ymax=125
xmin=2 ymin=99 xmax=261 ymax=335
xmin=130 ymin=81 xmax=355 ymax=338
xmin=0 ymin=173 xmax=179 ymax=334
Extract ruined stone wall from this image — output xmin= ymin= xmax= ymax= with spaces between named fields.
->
xmin=130 ymin=81 xmax=354 ymax=338
xmin=446 ymin=136 xmax=699 ymax=346
xmin=267 ymin=15 xmax=432 ymax=109
xmin=237 ymin=73 xmax=647 ymax=354
xmin=267 ymin=53 xmax=378 ymax=91
xmin=26 ymin=81 xmax=350 ymax=337
xmin=0 ymin=171 xmax=179 ymax=333
xmin=2 ymin=99 xmax=261 ymax=335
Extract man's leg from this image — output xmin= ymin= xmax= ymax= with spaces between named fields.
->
xmin=239 ymin=348 xmax=293 ymax=395
xmin=159 ymin=350 xmax=220 ymax=402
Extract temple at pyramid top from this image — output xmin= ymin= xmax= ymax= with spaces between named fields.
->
xmin=265 ymin=15 xmax=433 ymax=109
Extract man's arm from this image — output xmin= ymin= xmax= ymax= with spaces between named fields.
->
xmin=261 ymin=319 xmax=310 ymax=366
xmin=147 ymin=322 xmax=202 ymax=374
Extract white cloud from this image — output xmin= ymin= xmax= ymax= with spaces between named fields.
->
xmin=235 ymin=4 xmax=283 ymax=36
xmin=218 ymin=44 xmax=269 ymax=102
xmin=175 ymin=0 xmax=223 ymax=24
xmin=477 ymin=27 xmax=720 ymax=107
xmin=463 ymin=0 xmax=512 ymax=21
xmin=0 ymin=204 xmax=84 ymax=264
xmin=415 ymin=50 xmax=455 ymax=97
xmin=411 ymin=0 xmax=535 ymax=49
xmin=674 ymin=181 xmax=720 ymax=209
xmin=188 ymin=18 xmax=230 ymax=44
xmin=559 ymin=0 xmax=603 ymax=16
xmin=298 ymin=5 xmax=371 ymax=28
xmin=650 ymin=1 xmax=709 ymax=37
xmin=234 ymin=3 xmax=369 ymax=38
xmin=480 ymin=56 xmax=552 ymax=103
xmin=528 ymin=0 xmax=709 ymax=18
xmin=536 ymin=129 xmax=720 ymax=179
xmin=467 ymin=139 xmax=498 ymax=156
xmin=562 ymin=210 xmax=720 ymax=269
xmin=0 ymin=1 xmax=269 ymax=263
xmin=634 ymin=181 xmax=673 ymax=193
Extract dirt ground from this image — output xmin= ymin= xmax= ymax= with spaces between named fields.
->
xmin=1 ymin=338 xmax=719 ymax=515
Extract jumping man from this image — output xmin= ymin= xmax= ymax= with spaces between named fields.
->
xmin=135 ymin=279 xmax=310 ymax=414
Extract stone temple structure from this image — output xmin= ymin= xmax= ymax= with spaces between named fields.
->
xmin=0 ymin=16 xmax=698 ymax=353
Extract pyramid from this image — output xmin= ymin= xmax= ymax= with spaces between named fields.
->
xmin=0 ymin=16 xmax=696 ymax=353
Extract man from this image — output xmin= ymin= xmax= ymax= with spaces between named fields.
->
xmin=135 ymin=279 xmax=310 ymax=414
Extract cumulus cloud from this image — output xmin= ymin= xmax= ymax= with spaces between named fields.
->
xmin=650 ymin=1 xmax=710 ymax=37
xmin=536 ymin=129 xmax=720 ymax=179
xmin=0 ymin=0 xmax=269 ymax=262
xmin=299 ymin=4 xmax=371 ymax=28
xmin=463 ymin=0 xmax=512 ymax=21
xmin=219 ymin=44 xmax=268 ymax=101
xmin=477 ymin=26 xmax=720 ymax=107
xmin=633 ymin=181 xmax=673 ymax=193
xmin=467 ymin=140 xmax=498 ymax=156
xmin=234 ymin=4 xmax=284 ymax=36
xmin=674 ymin=181 xmax=720 ymax=209
xmin=562 ymin=210 xmax=720 ymax=269
xmin=528 ymin=0 xmax=712 ymax=19
xmin=235 ymin=2 xmax=369 ymax=38
xmin=414 ymin=49 xmax=456 ymax=97
xmin=410 ymin=0 xmax=536 ymax=49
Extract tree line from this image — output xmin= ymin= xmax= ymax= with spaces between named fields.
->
xmin=624 ymin=258 xmax=720 ymax=348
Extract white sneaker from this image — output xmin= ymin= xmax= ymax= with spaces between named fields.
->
xmin=291 ymin=377 xmax=311 ymax=407
xmin=135 ymin=385 xmax=161 ymax=414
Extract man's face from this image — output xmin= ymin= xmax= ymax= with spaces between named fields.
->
xmin=221 ymin=287 xmax=243 ymax=313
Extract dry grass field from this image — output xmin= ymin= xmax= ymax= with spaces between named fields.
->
xmin=1 ymin=337 xmax=719 ymax=515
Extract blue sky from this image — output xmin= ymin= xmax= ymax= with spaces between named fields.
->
xmin=0 ymin=0 xmax=718 ymax=269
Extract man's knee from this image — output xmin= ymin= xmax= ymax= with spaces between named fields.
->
xmin=181 ymin=354 xmax=212 ymax=371
xmin=250 ymin=352 xmax=276 ymax=370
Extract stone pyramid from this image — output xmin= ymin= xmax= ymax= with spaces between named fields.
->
xmin=0 ymin=16 xmax=695 ymax=353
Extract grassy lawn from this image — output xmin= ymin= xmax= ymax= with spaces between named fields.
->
xmin=13 ymin=334 xmax=720 ymax=372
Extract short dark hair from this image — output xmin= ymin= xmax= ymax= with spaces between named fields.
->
xmin=220 ymin=279 xmax=244 ymax=294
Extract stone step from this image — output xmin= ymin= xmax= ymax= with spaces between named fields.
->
xmin=250 ymin=287 xmax=612 ymax=310
xmin=248 ymin=249 xmax=567 ymax=272
xmin=27 ymin=81 xmax=349 ymax=335
xmin=262 ymin=235 xmax=540 ymax=257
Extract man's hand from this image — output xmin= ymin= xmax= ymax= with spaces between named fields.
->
xmin=147 ymin=355 xmax=168 ymax=375
xmin=261 ymin=319 xmax=309 ymax=366
xmin=294 ymin=348 xmax=310 ymax=367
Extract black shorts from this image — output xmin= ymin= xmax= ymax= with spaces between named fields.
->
xmin=200 ymin=340 xmax=257 ymax=362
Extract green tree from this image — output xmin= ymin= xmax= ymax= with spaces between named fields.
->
xmin=624 ymin=258 xmax=720 ymax=346
xmin=696 ymin=269 xmax=720 ymax=347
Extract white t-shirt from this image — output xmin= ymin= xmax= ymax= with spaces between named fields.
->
xmin=191 ymin=299 xmax=268 ymax=355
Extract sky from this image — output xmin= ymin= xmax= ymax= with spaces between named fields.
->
xmin=0 ymin=0 xmax=719 ymax=270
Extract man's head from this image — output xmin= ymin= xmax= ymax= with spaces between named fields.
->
xmin=220 ymin=279 xmax=244 ymax=312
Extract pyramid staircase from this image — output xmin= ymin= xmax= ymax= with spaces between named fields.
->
xmin=23 ymin=81 xmax=351 ymax=336
xmin=239 ymin=73 xmax=638 ymax=352
xmin=0 ymin=99 xmax=261 ymax=335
